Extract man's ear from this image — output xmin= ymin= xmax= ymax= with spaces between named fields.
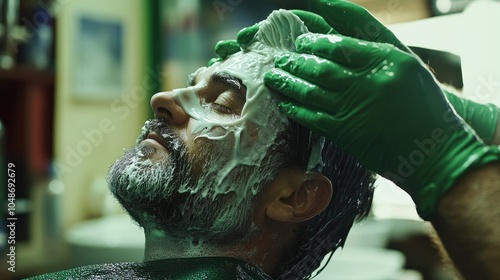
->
xmin=266 ymin=170 xmax=333 ymax=223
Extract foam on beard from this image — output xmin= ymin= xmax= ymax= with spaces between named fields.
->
xmin=171 ymin=10 xmax=317 ymax=199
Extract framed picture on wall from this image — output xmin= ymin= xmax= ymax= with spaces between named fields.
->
xmin=71 ymin=15 xmax=124 ymax=101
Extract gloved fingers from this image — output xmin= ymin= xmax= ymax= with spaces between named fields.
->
xmin=236 ymin=10 xmax=340 ymax=49
xmin=214 ymin=40 xmax=240 ymax=60
xmin=208 ymin=57 xmax=221 ymax=66
xmin=265 ymin=68 xmax=339 ymax=113
xmin=279 ymin=101 xmax=340 ymax=138
xmin=290 ymin=10 xmax=339 ymax=35
xmin=444 ymin=90 xmax=500 ymax=145
xmin=274 ymin=52 xmax=357 ymax=91
xmin=237 ymin=23 xmax=259 ymax=49
xmin=295 ymin=33 xmax=375 ymax=68
xmin=308 ymin=0 xmax=412 ymax=53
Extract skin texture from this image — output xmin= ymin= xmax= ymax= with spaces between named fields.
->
xmin=431 ymin=162 xmax=500 ymax=279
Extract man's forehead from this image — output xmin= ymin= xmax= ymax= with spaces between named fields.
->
xmin=187 ymin=66 xmax=209 ymax=86
xmin=190 ymin=51 xmax=274 ymax=86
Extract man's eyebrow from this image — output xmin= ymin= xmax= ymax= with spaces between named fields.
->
xmin=210 ymin=72 xmax=247 ymax=99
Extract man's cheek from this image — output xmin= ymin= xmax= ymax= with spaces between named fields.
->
xmin=206 ymin=126 xmax=230 ymax=139
xmin=235 ymin=125 xmax=258 ymax=156
xmin=189 ymin=121 xmax=264 ymax=171
xmin=190 ymin=135 xmax=230 ymax=172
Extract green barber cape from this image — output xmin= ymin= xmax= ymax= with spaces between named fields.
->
xmin=27 ymin=257 xmax=273 ymax=280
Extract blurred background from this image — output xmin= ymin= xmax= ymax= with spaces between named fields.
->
xmin=0 ymin=0 xmax=498 ymax=279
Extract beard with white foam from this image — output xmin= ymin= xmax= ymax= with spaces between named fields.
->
xmin=109 ymin=9 xmax=309 ymax=246
xmin=108 ymin=118 xmax=287 ymax=244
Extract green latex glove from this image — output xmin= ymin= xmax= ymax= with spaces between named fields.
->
xmin=304 ymin=0 xmax=500 ymax=144
xmin=208 ymin=40 xmax=240 ymax=66
xmin=444 ymin=91 xmax=500 ymax=145
xmin=206 ymin=0 xmax=500 ymax=218
xmin=234 ymin=0 xmax=412 ymax=53
xmin=305 ymin=0 xmax=412 ymax=53
xmin=210 ymin=0 xmax=402 ymax=61
xmin=210 ymin=9 xmax=339 ymax=63
xmin=264 ymin=33 xmax=500 ymax=219
xmin=294 ymin=0 xmax=500 ymax=144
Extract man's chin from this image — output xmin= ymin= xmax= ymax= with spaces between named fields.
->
xmin=106 ymin=139 xmax=262 ymax=245
xmin=117 ymin=192 xmax=258 ymax=245
xmin=108 ymin=159 xmax=257 ymax=244
xmin=108 ymin=147 xmax=171 ymax=206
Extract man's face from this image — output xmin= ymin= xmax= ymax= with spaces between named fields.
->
xmin=108 ymin=51 xmax=289 ymax=243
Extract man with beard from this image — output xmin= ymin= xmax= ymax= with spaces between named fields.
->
xmin=30 ymin=1 xmax=500 ymax=279
xmin=31 ymin=9 xmax=375 ymax=280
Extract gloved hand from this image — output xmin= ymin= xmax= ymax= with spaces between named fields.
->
xmin=265 ymin=32 xmax=500 ymax=219
xmin=209 ymin=0 xmax=500 ymax=146
xmin=443 ymin=91 xmax=500 ymax=145
xmin=298 ymin=0 xmax=500 ymax=146
xmin=209 ymin=8 xmax=339 ymax=65
xmin=207 ymin=1 xmax=500 ymax=218
xmin=208 ymin=40 xmax=240 ymax=66
xmin=212 ymin=0 xmax=412 ymax=59
xmin=303 ymin=0 xmax=412 ymax=52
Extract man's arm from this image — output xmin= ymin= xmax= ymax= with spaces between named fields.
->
xmin=432 ymin=161 xmax=500 ymax=279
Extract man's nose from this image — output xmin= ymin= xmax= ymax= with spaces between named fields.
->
xmin=150 ymin=91 xmax=189 ymax=125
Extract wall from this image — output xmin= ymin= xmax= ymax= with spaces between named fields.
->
xmin=352 ymin=0 xmax=430 ymax=24
xmin=55 ymin=0 xmax=148 ymax=229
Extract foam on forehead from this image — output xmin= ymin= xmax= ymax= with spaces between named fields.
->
xmin=171 ymin=10 xmax=313 ymax=199
xmin=217 ymin=9 xmax=310 ymax=111
xmin=242 ymin=9 xmax=325 ymax=172
xmin=220 ymin=9 xmax=309 ymax=87
xmin=252 ymin=9 xmax=309 ymax=51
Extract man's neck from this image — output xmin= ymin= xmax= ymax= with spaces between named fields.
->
xmin=142 ymin=227 xmax=285 ymax=277
xmin=143 ymin=228 xmax=228 ymax=261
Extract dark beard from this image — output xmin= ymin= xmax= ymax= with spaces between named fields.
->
xmin=107 ymin=119 xmax=260 ymax=244
xmin=108 ymin=119 xmax=193 ymax=227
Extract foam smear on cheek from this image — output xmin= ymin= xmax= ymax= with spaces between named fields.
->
xmin=172 ymin=10 xmax=313 ymax=201
xmin=173 ymin=86 xmax=242 ymax=140
xmin=174 ymin=59 xmax=289 ymax=199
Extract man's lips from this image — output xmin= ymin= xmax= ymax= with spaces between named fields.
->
xmin=146 ymin=132 xmax=169 ymax=150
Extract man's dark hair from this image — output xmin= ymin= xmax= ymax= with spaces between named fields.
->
xmin=219 ymin=11 xmax=375 ymax=278
xmin=271 ymin=119 xmax=376 ymax=280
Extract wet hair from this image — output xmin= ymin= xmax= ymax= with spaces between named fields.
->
xmin=271 ymin=120 xmax=376 ymax=280
xmin=231 ymin=10 xmax=376 ymax=279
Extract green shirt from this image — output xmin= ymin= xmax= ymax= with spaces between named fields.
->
xmin=27 ymin=257 xmax=273 ymax=280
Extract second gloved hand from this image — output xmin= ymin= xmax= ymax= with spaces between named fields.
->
xmin=444 ymin=91 xmax=500 ymax=145
xmin=265 ymin=33 xmax=500 ymax=219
